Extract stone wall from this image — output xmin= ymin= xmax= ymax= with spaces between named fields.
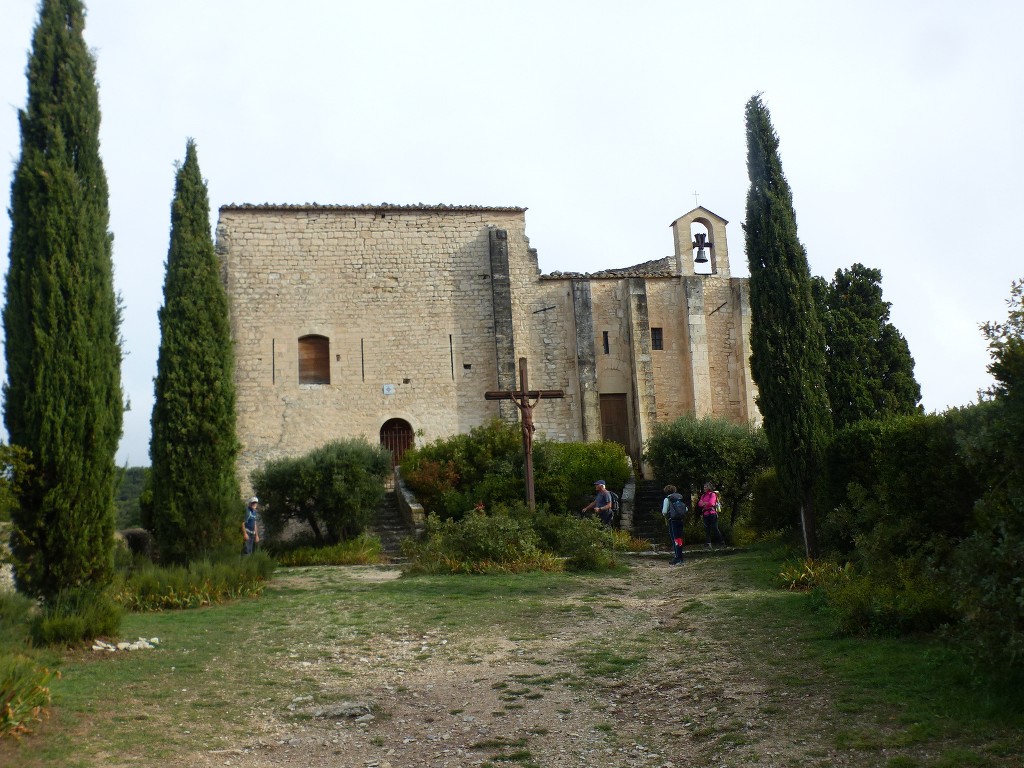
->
xmin=217 ymin=203 xmax=758 ymax=490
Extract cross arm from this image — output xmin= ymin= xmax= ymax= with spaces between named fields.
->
xmin=485 ymin=389 xmax=565 ymax=401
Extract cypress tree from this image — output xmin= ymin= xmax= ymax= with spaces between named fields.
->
xmin=742 ymin=94 xmax=832 ymax=556
xmin=149 ymin=139 xmax=240 ymax=563
xmin=813 ymin=263 xmax=922 ymax=429
xmin=3 ymin=0 xmax=123 ymax=599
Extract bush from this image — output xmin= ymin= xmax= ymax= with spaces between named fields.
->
xmin=819 ymin=412 xmax=979 ymax=560
xmin=0 ymin=652 xmax=56 ymax=739
xmin=252 ymin=438 xmax=391 ymax=545
xmin=610 ymin=528 xmax=654 ymax=553
xmin=531 ymin=511 xmax=616 ymax=571
xmin=748 ymin=468 xmax=799 ymax=537
xmin=30 ymin=587 xmax=122 ymax=646
xmin=777 ymin=558 xmax=850 ymax=592
xmin=644 ymin=414 xmax=770 ymax=525
xmin=270 ymin=534 xmax=384 ymax=567
xmin=952 ymin=516 xmax=1024 ymax=672
xmin=400 ymin=420 xmax=631 ymax=520
xmin=114 ymin=553 xmax=275 ymax=611
xmin=817 ymin=560 xmax=955 ymax=637
xmin=403 ymin=511 xmax=563 ymax=574
xmin=533 ymin=440 xmax=631 ymax=513
xmin=0 ymin=592 xmax=35 ymax=652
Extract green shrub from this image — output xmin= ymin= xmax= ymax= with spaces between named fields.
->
xmin=819 ymin=413 xmax=979 ymax=560
xmin=403 ymin=512 xmax=562 ymax=574
xmin=0 ymin=652 xmax=56 ymax=738
xmin=644 ymin=414 xmax=770 ymax=525
xmin=400 ymin=420 xmax=630 ymax=520
xmin=533 ymin=440 xmax=630 ymax=513
xmin=252 ymin=438 xmax=391 ymax=545
xmin=818 ymin=560 xmax=955 ymax=636
xmin=610 ymin=528 xmax=653 ymax=553
xmin=531 ymin=512 xmax=616 ymax=571
xmin=114 ymin=554 xmax=274 ymax=611
xmin=270 ymin=534 xmax=384 ymax=567
xmin=748 ymin=468 xmax=799 ymax=536
xmin=777 ymin=558 xmax=850 ymax=592
xmin=30 ymin=587 xmax=122 ymax=646
xmin=0 ymin=592 xmax=35 ymax=653
xmin=952 ymin=517 xmax=1024 ymax=672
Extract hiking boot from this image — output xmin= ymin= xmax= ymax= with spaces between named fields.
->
xmin=669 ymin=559 xmax=682 ymax=566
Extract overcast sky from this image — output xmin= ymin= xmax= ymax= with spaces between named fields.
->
xmin=2 ymin=1 xmax=1021 ymax=466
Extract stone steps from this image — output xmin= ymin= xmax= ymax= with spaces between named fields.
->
xmin=367 ymin=490 xmax=415 ymax=559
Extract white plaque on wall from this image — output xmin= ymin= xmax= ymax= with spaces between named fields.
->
xmin=382 ymin=384 xmax=396 ymax=395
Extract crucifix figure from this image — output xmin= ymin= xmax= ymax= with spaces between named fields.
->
xmin=485 ymin=357 xmax=564 ymax=511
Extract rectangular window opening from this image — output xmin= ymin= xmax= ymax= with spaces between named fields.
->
xmin=651 ymin=327 xmax=663 ymax=350
xmin=602 ymin=331 xmax=609 ymax=355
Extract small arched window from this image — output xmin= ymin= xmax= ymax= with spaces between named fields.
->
xmin=298 ymin=334 xmax=330 ymax=385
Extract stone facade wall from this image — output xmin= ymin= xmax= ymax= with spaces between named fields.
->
xmin=217 ymin=203 xmax=759 ymax=490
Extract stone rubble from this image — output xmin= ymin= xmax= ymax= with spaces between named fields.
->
xmin=91 ymin=637 xmax=161 ymax=652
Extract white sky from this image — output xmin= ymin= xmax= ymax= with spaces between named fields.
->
xmin=1 ymin=1 xmax=1022 ymax=466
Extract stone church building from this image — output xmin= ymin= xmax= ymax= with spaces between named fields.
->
xmin=215 ymin=203 xmax=759 ymax=486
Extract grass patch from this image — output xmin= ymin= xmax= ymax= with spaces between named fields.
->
xmin=2 ymin=544 xmax=1022 ymax=766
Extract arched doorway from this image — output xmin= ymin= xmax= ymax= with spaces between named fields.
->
xmin=379 ymin=418 xmax=414 ymax=466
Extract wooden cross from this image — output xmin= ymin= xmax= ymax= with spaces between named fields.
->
xmin=485 ymin=357 xmax=564 ymax=511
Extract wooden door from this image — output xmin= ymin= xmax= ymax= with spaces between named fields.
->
xmin=600 ymin=394 xmax=631 ymax=451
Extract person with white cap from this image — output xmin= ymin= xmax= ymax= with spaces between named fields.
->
xmin=243 ymin=496 xmax=260 ymax=555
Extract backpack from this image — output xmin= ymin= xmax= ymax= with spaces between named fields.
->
xmin=610 ymin=491 xmax=620 ymax=514
xmin=668 ymin=493 xmax=688 ymax=521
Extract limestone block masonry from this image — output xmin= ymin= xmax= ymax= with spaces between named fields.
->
xmin=216 ymin=203 xmax=759 ymax=490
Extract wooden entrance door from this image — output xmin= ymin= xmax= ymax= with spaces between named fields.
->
xmin=599 ymin=394 xmax=631 ymax=452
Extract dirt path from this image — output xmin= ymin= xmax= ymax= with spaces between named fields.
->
xmin=179 ymin=555 xmax=852 ymax=768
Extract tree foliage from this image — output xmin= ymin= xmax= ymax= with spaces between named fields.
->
xmin=399 ymin=419 xmax=630 ymax=519
xmin=951 ymin=278 xmax=1024 ymax=670
xmin=813 ymin=263 xmax=921 ymax=429
xmin=742 ymin=93 xmax=832 ymax=555
xmin=2 ymin=0 xmax=123 ymax=598
xmin=251 ymin=439 xmax=392 ymax=545
xmin=643 ymin=414 xmax=770 ymax=524
xmin=148 ymin=140 xmax=240 ymax=563
xmin=114 ymin=466 xmax=149 ymax=529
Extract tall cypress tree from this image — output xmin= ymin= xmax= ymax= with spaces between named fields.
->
xmin=3 ymin=0 xmax=123 ymax=598
xmin=813 ymin=263 xmax=922 ymax=429
xmin=743 ymin=94 xmax=832 ymax=556
xmin=149 ymin=139 xmax=240 ymax=563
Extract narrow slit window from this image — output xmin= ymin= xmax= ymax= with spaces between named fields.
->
xmin=298 ymin=334 xmax=331 ymax=385
xmin=651 ymin=327 xmax=663 ymax=350
xmin=603 ymin=331 xmax=610 ymax=355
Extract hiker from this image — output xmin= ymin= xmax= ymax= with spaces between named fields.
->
xmin=697 ymin=482 xmax=725 ymax=549
xmin=243 ymin=496 xmax=260 ymax=555
xmin=582 ymin=480 xmax=614 ymax=526
xmin=661 ymin=484 xmax=688 ymax=565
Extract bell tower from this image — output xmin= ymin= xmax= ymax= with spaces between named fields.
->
xmin=670 ymin=207 xmax=731 ymax=278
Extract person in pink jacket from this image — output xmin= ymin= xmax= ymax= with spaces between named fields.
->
xmin=697 ymin=482 xmax=725 ymax=549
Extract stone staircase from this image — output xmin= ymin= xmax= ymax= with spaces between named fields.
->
xmin=368 ymin=490 xmax=415 ymax=560
xmin=631 ymin=479 xmax=671 ymax=550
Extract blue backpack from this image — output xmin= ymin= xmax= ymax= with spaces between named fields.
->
xmin=668 ymin=493 xmax=688 ymax=521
